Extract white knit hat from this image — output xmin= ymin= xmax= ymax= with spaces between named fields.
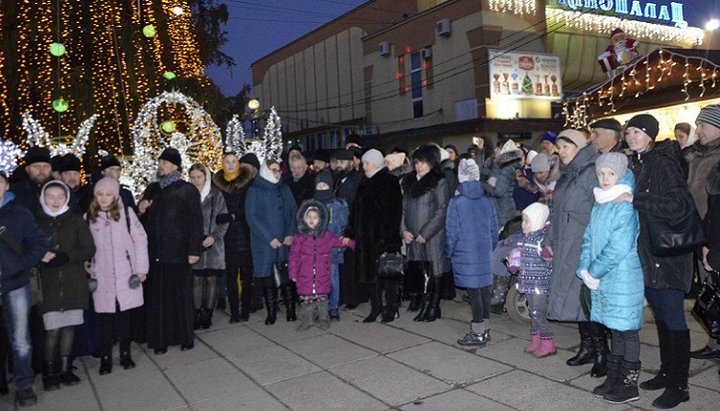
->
xmin=458 ymin=158 xmax=480 ymax=183
xmin=384 ymin=152 xmax=406 ymax=170
xmin=522 ymin=202 xmax=550 ymax=232
xmin=362 ymin=149 xmax=384 ymax=170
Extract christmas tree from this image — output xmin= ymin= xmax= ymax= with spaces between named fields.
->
xmin=0 ymin=1 xmax=232 ymax=163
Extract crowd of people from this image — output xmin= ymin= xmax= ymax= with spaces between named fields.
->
xmin=1 ymin=105 xmax=720 ymax=408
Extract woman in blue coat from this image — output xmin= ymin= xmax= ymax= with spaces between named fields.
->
xmin=246 ymin=160 xmax=298 ymax=325
xmin=446 ymin=159 xmax=498 ymax=346
xmin=576 ymin=153 xmax=644 ymax=404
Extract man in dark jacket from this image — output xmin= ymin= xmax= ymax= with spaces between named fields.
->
xmin=589 ymin=118 xmax=626 ymax=154
xmin=331 ymin=149 xmax=362 ymax=308
xmin=11 ymin=146 xmax=53 ymax=215
xmin=285 ymin=155 xmax=314 ymax=205
xmin=213 ymin=152 xmax=258 ymax=322
xmin=0 ymin=170 xmax=48 ymax=406
xmin=138 ymin=148 xmax=203 ymax=354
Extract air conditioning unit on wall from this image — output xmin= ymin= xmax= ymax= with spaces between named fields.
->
xmin=378 ymin=41 xmax=391 ymax=56
xmin=436 ymin=18 xmax=451 ymax=37
xmin=421 ymin=48 xmax=432 ymax=59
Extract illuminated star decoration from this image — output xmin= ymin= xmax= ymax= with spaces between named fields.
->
xmin=227 ymin=107 xmax=284 ymax=164
xmin=0 ymin=139 xmax=25 ymax=176
xmin=21 ymin=111 xmax=98 ymax=158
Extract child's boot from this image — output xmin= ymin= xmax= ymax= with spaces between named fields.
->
xmin=604 ymin=359 xmax=640 ymax=404
xmin=457 ymin=322 xmax=488 ymax=346
xmin=533 ymin=335 xmax=557 ymax=358
xmin=317 ymin=300 xmax=330 ymax=330
xmin=296 ymin=302 xmax=314 ymax=331
xmin=593 ymin=354 xmax=622 ymax=397
xmin=524 ymin=330 xmax=540 ymax=353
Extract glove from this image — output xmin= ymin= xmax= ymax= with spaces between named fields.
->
xmin=216 ymin=213 xmax=234 ymax=224
xmin=487 ymin=176 xmax=497 ymax=187
xmin=45 ymin=251 xmax=70 ymax=268
xmin=580 ymin=270 xmax=600 ymax=290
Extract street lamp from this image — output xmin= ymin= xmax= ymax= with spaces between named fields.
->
xmin=706 ymin=19 xmax=720 ymax=32
xmin=247 ymin=99 xmax=262 ymax=137
xmin=248 ymin=98 xmax=260 ymax=111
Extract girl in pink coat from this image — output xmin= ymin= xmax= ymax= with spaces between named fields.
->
xmin=289 ymin=200 xmax=354 ymax=331
xmin=87 ymin=177 xmax=149 ymax=375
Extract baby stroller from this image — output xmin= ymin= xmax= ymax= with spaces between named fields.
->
xmin=488 ymin=215 xmax=531 ymax=324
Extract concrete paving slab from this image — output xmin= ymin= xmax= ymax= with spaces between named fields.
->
xmin=328 ymin=320 xmax=429 ymax=354
xmin=689 ymin=363 xmax=720 ymax=391
xmin=285 ymin=333 xmax=378 ymax=369
xmin=399 ymin=388 xmax=515 ymax=411
xmin=332 ymin=356 xmax=450 ymax=406
xmin=232 ymin=345 xmax=321 ymax=386
xmin=247 ymin=318 xmax=328 ymax=345
xmin=387 ymin=314 xmax=489 ymax=347
xmin=477 ymin=338 xmax=588 ymax=381
xmin=388 ymin=341 xmax=512 ymax=385
xmin=266 ymin=370 xmax=386 ymax=410
xmin=190 ymin=388 xmax=287 ymax=411
xmin=149 ymin=339 xmax=218 ymax=371
xmin=467 ymin=369 xmax=629 ymax=411
xmin=198 ymin=326 xmax=271 ymax=359
xmin=164 ymin=357 xmax=256 ymax=403
xmin=21 ymin=378 xmax=101 ymax=411
xmin=631 ymin=384 xmax=720 ymax=410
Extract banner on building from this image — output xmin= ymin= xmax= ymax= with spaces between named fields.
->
xmin=487 ymin=50 xmax=563 ymax=101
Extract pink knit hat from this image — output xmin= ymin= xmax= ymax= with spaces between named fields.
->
xmin=94 ymin=177 xmax=120 ymax=199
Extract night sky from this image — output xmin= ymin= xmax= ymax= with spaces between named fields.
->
xmin=205 ymin=0 xmax=717 ymax=97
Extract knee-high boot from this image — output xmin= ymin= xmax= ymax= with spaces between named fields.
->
xmin=567 ymin=321 xmax=596 ymax=366
xmin=590 ymin=322 xmax=609 ymax=378
xmin=652 ymin=330 xmax=690 ymax=409
xmin=420 ymin=276 xmax=442 ymax=322
xmin=281 ymin=282 xmax=297 ymax=322
xmin=640 ymin=321 xmax=670 ymax=390
xmin=263 ymin=284 xmax=278 ymax=325
xmin=363 ymin=282 xmax=382 ymax=323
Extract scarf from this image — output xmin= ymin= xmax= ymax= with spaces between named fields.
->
xmin=200 ymin=168 xmax=212 ymax=202
xmin=593 ymin=184 xmax=632 ymax=204
xmin=259 ymin=162 xmax=280 ymax=184
xmin=40 ymin=181 xmax=71 ymax=217
xmin=159 ymin=170 xmax=183 ymax=189
xmin=223 ymin=167 xmax=240 ymax=182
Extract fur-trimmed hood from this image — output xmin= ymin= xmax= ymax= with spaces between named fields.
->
xmin=401 ymin=168 xmax=443 ymax=199
xmin=494 ymin=148 xmax=523 ymax=168
xmin=296 ymin=199 xmax=328 ymax=234
xmin=212 ymin=164 xmax=256 ymax=193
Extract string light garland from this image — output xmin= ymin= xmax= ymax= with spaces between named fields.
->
xmin=225 ymin=108 xmax=284 ymax=163
xmin=488 ymin=0 xmax=536 ymax=15
xmin=563 ymin=48 xmax=720 ymax=128
xmin=0 ymin=140 xmax=26 ymax=176
xmin=22 ymin=111 xmax=98 ymax=158
xmin=124 ymin=91 xmax=223 ymax=197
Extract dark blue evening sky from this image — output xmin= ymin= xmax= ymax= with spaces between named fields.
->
xmin=204 ymin=0 xmax=717 ymax=97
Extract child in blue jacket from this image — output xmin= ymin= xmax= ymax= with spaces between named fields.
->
xmin=577 ymin=152 xmax=643 ymax=404
xmin=446 ymin=159 xmax=498 ymax=346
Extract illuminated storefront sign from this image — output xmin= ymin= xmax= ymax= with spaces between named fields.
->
xmin=554 ymin=1 xmax=687 ymax=28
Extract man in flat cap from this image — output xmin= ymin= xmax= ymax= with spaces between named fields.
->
xmin=589 ymin=118 xmax=625 ymax=154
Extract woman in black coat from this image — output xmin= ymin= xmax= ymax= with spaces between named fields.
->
xmin=701 ymin=158 xmax=720 ymax=376
xmin=345 ymin=149 xmax=402 ymax=323
xmin=617 ymin=114 xmax=694 ymax=408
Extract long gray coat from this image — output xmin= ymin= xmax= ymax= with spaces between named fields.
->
xmin=401 ymin=170 xmax=451 ymax=276
xmin=547 ymin=144 xmax=599 ymax=322
xmin=193 ymin=186 xmax=229 ymax=271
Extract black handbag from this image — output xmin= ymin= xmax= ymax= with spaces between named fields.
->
xmin=692 ymin=271 xmax=720 ymax=339
xmin=404 ymin=260 xmax=432 ymax=294
xmin=377 ymin=252 xmax=404 ymax=280
xmin=647 ymin=193 xmax=707 ymax=256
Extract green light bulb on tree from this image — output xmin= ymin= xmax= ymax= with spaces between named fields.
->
xmin=163 ymin=71 xmax=176 ymax=80
xmin=49 ymin=43 xmax=66 ymax=57
xmin=142 ymin=24 xmax=157 ymax=38
xmin=52 ymin=98 xmax=69 ymax=113
xmin=161 ymin=120 xmax=176 ymax=133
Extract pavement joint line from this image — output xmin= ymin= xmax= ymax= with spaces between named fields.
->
xmin=194 ymin=325 xmax=294 ymax=410
xmin=79 ymin=356 xmax=107 ymax=411
xmin=140 ymin=343 xmax=195 ymax=408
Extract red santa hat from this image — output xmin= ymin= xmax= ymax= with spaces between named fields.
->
xmin=610 ymin=28 xmax=625 ymax=38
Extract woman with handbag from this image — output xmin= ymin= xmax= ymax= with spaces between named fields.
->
xmin=87 ymin=177 xmax=148 ymax=375
xmin=36 ymin=181 xmax=95 ymax=390
xmin=615 ymin=114 xmax=695 ymax=409
xmin=401 ymin=145 xmax=451 ymax=322
xmin=188 ymin=164 xmax=229 ymax=330
xmin=246 ymin=160 xmax=298 ymax=325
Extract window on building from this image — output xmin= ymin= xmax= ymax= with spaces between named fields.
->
xmin=410 ymin=52 xmax=423 ymax=118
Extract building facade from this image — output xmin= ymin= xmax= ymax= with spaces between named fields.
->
xmin=251 ymin=0 xmax=711 ymax=153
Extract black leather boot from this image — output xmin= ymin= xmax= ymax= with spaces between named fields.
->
xmin=281 ymin=283 xmax=297 ymax=322
xmin=99 ymin=356 xmax=112 ymax=375
xmin=407 ymin=293 xmax=422 ymax=312
xmin=59 ymin=356 xmax=80 ymax=385
xmin=42 ymin=361 xmax=60 ymax=391
xmin=604 ymin=359 xmax=640 ymax=404
xmin=590 ymin=322 xmax=608 ymax=378
xmin=381 ymin=280 xmax=399 ymax=323
xmin=263 ymin=285 xmax=278 ymax=325
xmin=194 ymin=309 xmax=203 ymax=329
xmin=420 ymin=277 xmax=442 ymax=322
xmin=412 ymin=293 xmax=428 ymax=321
xmin=640 ymin=321 xmax=670 ymax=390
xmin=652 ymin=330 xmax=690 ymax=409
xmin=119 ymin=351 xmax=135 ymax=369
xmin=201 ymin=307 xmax=213 ymax=329
xmin=566 ymin=321 xmax=595 ymax=366
xmin=363 ymin=282 xmax=382 ymax=323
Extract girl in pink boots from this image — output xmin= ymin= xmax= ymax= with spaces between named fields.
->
xmin=507 ymin=202 xmax=555 ymax=357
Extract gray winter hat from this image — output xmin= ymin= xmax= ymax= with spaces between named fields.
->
xmin=595 ymin=152 xmax=628 ymax=178
xmin=530 ymin=153 xmax=550 ymax=173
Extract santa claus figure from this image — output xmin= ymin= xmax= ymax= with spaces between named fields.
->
xmin=598 ymin=28 xmax=639 ymax=74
